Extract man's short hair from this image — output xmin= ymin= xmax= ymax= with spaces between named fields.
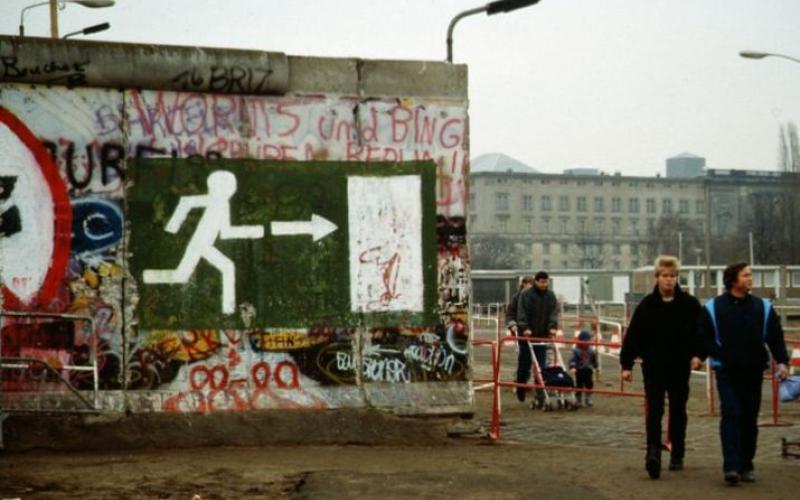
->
xmin=723 ymin=262 xmax=749 ymax=290
xmin=653 ymin=255 xmax=680 ymax=277
xmin=534 ymin=271 xmax=549 ymax=281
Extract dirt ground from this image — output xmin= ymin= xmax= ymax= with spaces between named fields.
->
xmin=2 ymin=333 xmax=800 ymax=499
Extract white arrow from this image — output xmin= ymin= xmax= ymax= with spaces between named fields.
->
xmin=270 ymin=214 xmax=338 ymax=242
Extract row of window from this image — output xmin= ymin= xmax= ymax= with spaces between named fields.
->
xmin=534 ymin=259 xmax=636 ymax=270
xmin=483 ymin=177 xmax=690 ymax=190
xmin=489 ymin=193 xmax=703 ymax=215
xmin=538 ymin=242 xmax=641 ymax=256
xmin=483 ymin=214 xmax=704 ymax=235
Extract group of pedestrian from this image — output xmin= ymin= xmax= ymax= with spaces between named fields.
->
xmin=507 ymin=257 xmax=790 ymax=486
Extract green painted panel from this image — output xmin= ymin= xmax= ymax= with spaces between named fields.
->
xmin=129 ymin=158 xmax=437 ymax=329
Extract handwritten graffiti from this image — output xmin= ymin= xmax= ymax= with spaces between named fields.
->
xmin=70 ymin=199 xmax=123 ymax=255
xmin=171 ymin=65 xmax=275 ymax=94
xmin=248 ymin=329 xmax=328 ymax=351
xmin=403 ymin=343 xmax=455 ymax=374
xmin=358 ymin=246 xmax=402 ymax=311
xmin=1 ymin=56 xmax=89 ymax=87
xmin=42 ymin=140 xmax=125 ymax=190
xmin=309 ymin=331 xmax=467 ymax=386
xmin=163 ymin=359 xmax=307 ymax=413
xmin=364 ymin=354 xmax=410 ymax=383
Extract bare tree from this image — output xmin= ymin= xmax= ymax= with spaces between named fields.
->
xmin=644 ymin=214 xmax=702 ymax=263
xmin=776 ymin=122 xmax=800 ymax=263
xmin=469 ymin=235 xmax=519 ymax=269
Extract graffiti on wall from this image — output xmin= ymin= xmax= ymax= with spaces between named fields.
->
xmin=0 ymin=84 xmax=469 ymax=412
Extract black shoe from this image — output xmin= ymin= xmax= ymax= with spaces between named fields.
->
xmin=645 ymin=450 xmax=661 ymax=479
xmin=724 ymin=471 xmax=740 ymax=485
xmin=515 ymin=388 xmax=526 ymax=402
xmin=668 ymin=460 xmax=683 ymax=471
xmin=740 ymin=470 xmax=755 ymax=483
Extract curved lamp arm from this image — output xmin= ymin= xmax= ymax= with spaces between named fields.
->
xmin=740 ymin=50 xmax=800 ymax=65
xmin=446 ymin=0 xmax=541 ymax=63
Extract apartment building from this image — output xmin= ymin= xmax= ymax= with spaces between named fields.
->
xmin=469 ymin=153 xmax=794 ymax=270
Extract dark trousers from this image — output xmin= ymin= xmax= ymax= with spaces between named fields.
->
xmin=643 ymin=371 xmax=690 ymax=460
xmin=516 ymin=340 xmax=548 ymax=384
xmin=575 ymin=368 xmax=594 ymax=392
xmin=715 ymin=368 xmax=763 ymax=473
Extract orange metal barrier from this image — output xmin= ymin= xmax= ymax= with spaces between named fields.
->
xmin=489 ymin=334 xmax=645 ymax=440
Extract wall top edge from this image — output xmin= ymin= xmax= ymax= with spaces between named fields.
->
xmin=0 ymin=36 xmax=468 ymax=99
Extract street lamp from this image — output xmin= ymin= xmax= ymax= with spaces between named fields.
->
xmin=19 ymin=0 xmax=115 ymax=38
xmin=446 ymin=0 xmax=541 ymax=63
xmin=739 ymin=50 xmax=800 ymax=65
xmin=63 ymin=21 xmax=110 ymax=39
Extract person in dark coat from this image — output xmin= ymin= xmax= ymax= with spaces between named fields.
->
xmin=517 ymin=270 xmax=559 ymax=407
xmin=506 ymin=276 xmax=535 ymax=336
xmin=569 ymin=329 xmax=598 ymax=407
xmin=692 ymin=262 xmax=789 ymax=485
xmin=620 ymin=255 xmax=701 ymax=479
xmin=506 ymin=275 xmax=535 ymax=402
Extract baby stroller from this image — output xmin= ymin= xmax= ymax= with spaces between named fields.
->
xmin=530 ymin=339 xmax=578 ymax=411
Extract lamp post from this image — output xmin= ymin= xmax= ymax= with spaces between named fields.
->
xmin=446 ymin=0 xmax=541 ymax=63
xmin=739 ymin=50 xmax=800 ymax=65
xmin=62 ymin=21 xmax=110 ymax=39
xmin=19 ymin=0 xmax=115 ymax=38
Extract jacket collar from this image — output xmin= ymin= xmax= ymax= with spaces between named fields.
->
xmin=651 ymin=283 xmax=684 ymax=301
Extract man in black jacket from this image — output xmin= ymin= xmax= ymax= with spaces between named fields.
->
xmin=620 ymin=255 xmax=700 ymax=479
xmin=506 ymin=275 xmax=535 ymax=402
xmin=692 ymin=262 xmax=789 ymax=485
xmin=517 ymin=271 xmax=559 ymax=408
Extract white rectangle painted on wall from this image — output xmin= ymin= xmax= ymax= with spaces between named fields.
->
xmin=348 ymin=175 xmax=423 ymax=313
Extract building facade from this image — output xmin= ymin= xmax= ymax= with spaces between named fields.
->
xmin=470 ymin=170 xmax=706 ymax=270
xmin=470 ymin=154 xmax=797 ymax=270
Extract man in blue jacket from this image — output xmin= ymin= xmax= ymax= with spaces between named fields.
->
xmin=692 ymin=262 xmax=789 ymax=485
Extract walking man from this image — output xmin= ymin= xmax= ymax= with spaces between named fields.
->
xmin=692 ymin=262 xmax=789 ymax=485
xmin=517 ymin=271 xmax=559 ymax=408
xmin=620 ymin=256 xmax=701 ymax=479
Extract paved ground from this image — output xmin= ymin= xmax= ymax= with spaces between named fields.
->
xmin=1 ymin=327 xmax=799 ymax=499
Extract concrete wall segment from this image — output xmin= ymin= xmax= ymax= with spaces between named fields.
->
xmin=0 ymin=36 xmax=466 ymax=100
xmin=0 ymin=37 xmax=470 ymax=420
xmin=0 ymin=35 xmax=289 ymax=94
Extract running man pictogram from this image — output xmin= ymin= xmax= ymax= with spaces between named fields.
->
xmin=142 ymin=170 xmax=264 ymax=314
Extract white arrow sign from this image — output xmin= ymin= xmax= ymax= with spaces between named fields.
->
xmin=271 ymin=214 xmax=338 ymax=242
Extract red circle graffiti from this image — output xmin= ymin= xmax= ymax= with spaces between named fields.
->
xmin=251 ymin=361 xmax=271 ymax=389
xmin=274 ymin=360 xmax=299 ymax=389
xmin=0 ymin=106 xmax=72 ymax=310
xmin=189 ymin=365 xmax=229 ymax=391
xmin=190 ymin=365 xmax=209 ymax=390
xmin=209 ymin=365 xmax=228 ymax=390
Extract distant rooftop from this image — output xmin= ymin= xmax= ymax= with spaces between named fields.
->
xmin=563 ymin=167 xmax=600 ymax=176
xmin=669 ymin=152 xmax=703 ymax=160
xmin=471 ymin=153 xmax=538 ymax=174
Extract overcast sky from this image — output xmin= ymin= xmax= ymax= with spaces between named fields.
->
xmin=2 ymin=0 xmax=799 ymax=176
